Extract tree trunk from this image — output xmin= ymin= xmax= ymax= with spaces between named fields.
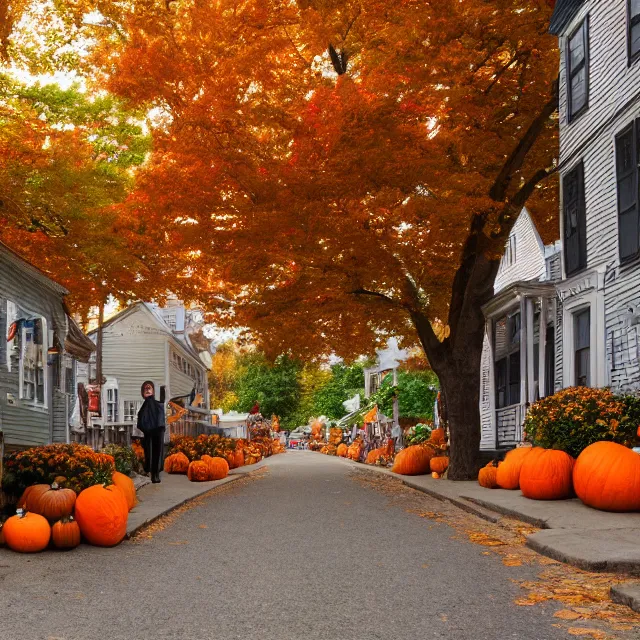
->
xmin=412 ymin=252 xmax=498 ymax=480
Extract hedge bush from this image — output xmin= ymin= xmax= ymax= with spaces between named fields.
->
xmin=524 ymin=387 xmax=640 ymax=458
xmin=101 ymin=444 xmax=144 ymax=476
xmin=2 ymin=443 xmax=115 ymax=498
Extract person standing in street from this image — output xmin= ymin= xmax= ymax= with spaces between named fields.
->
xmin=137 ymin=380 xmax=166 ymax=483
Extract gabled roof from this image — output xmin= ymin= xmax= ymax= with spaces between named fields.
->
xmin=89 ymin=301 xmax=209 ymax=369
xmin=549 ymin=0 xmax=586 ymax=35
xmin=0 ymin=240 xmax=68 ymax=297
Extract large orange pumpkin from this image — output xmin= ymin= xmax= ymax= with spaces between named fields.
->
xmin=112 ymin=472 xmax=137 ymax=511
xmin=392 ymin=445 xmax=434 ymax=475
xmin=206 ymin=456 xmax=229 ymax=480
xmin=52 ymin=517 xmax=81 ymax=550
xmin=164 ymin=452 xmax=190 ymax=474
xmin=573 ymin=441 xmax=640 ymax=512
xmin=187 ymin=461 xmax=210 ymax=482
xmin=478 ymin=463 xmax=500 ymax=489
xmin=430 ymin=456 xmax=449 ymax=474
xmin=223 ymin=450 xmax=237 ymax=469
xmin=519 ymin=448 xmax=575 ymax=500
xmin=234 ymin=449 xmax=245 ymax=468
xmin=18 ymin=484 xmax=50 ymax=513
xmin=33 ymin=483 xmax=76 ymax=522
xmin=75 ymin=485 xmax=129 ymax=547
xmin=496 ymin=447 xmax=533 ymax=490
xmin=337 ymin=444 xmax=348 ymax=457
xmin=3 ymin=510 xmax=51 ymax=553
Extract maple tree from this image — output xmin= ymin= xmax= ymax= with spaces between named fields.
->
xmin=89 ymin=0 xmax=560 ymax=478
xmin=3 ymin=0 xmax=560 ymax=478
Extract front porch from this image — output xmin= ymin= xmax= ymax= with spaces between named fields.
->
xmin=480 ymin=281 xmax=559 ymax=450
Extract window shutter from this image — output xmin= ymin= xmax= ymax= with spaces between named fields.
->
xmin=616 ymin=122 xmax=639 ymax=259
xmin=563 ymin=162 xmax=587 ymax=275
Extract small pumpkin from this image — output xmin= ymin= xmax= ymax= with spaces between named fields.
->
xmin=391 ymin=445 xmax=434 ymax=476
xmin=429 ymin=428 xmax=446 ymax=445
xmin=573 ymin=441 xmax=640 ymax=512
xmin=478 ymin=463 xmax=500 ymax=489
xmin=430 ymin=456 xmax=449 ymax=475
xmin=431 ymin=472 xmax=441 ymax=479
xmin=234 ymin=449 xmax=245 ymax=468
xmin=206 ymin=456 xmax=229 ymax=480
xmin=33 ymin=483 xmax=76 ymax=522
xmin=496 ymin=447 xmax=533 ymax=490
xmin=74 ymin=484 xmax=129 ymax=547
xmin=366 ymin=448 xmax=384 ymax=464
xmin=3 ymin=509 xmax=51 ymax=553
xmin=337 ymin=443 xmax=348 ymax=457
xmin=112 ymin=472 xmax=137 ymax=511
xmin=187 ymin=461 xmax=210 ymax=482
xmin=519 ymin=448 xmax=575 ymax=501
xmin=164 ymin=452 xmax=190 ymax=474
xmin=52 ymin=516 xmax=81 ymax=550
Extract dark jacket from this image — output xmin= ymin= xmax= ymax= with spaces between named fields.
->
xmin=137 ymin=381 xmax=166 ymax=434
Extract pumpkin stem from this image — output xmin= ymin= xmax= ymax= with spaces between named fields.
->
xmin=51 ymin=482 xmax=59 ymax=490
xmin=16 ymin=508 xmax=25 ymax=518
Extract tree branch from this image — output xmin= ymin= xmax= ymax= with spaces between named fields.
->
xmin=350 ymin=287 xmax=399 ymax=305
xmin=489 ymin=75 xmax=559 ymax=201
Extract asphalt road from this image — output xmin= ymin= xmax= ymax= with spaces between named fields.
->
xmin=0 ymin=452 xmax=622 ymax=640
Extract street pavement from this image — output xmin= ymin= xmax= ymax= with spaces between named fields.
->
xmin=0 ymin=451 xmax=635 ymax=640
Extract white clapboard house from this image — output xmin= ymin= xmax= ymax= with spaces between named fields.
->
xmin=549 ymin=0 xmax=640 ymax=393
xmin=0 ymin=241 xmax=95 ymax=453
xmin=77 ymin=299 xmax=212 ymax=441
xmin=479 ymin=210 xmax=563 ymax=451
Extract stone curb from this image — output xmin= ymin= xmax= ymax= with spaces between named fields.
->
xmin=610 ymin=583 xmax=640 ymax=613
xmin=125 ymin=460 xmax=269 ymax=539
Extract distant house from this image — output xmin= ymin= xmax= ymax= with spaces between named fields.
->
xmin=479 ymin=210 xmax=562 ymax=451
xmin=549 ymin=0 xmax=640 ymax=393
xmin=78 ymin=299 xmax=211 ymax=437
xmin=0 ymin=242 xmax=95 ymax=453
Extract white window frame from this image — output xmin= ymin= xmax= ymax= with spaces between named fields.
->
xmin=18 ymin=315 xmax=48 ymax=408
xmin=123 ymin=399 xmax=142 ymax=422
xmin=106 ymin=387 xmax=119 ymax=423
xmin=6 ymin=300 xmax=18 ymax=372
xmin=560 ymin=270 xmax=606 ymax=389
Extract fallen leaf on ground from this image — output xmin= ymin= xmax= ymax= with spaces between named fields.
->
xmin=567 ymin=628 xmax=607 ymax=638
xmin=554 ymin=610 xmax=582 ymax=620
xmin=502 ymin=555 xmax=523 ymax=567
xmin=467 ymin=532 xmax=505 ymax=546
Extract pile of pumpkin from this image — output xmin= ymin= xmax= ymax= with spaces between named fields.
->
xmin=310 ymin=419 xmax=324 ymax=444
xmin=164 ymin=452 xmax=231 ymax=482
xmin=389 ymin=428 xmax=449 ymax=477
xmin=319 ymin=443 xmax=338 ymax=455
xmin=477 ymin=441 xmax=640 ymax=512
xmin=328 ymin=427 xmax=344 ymax=446
xmin=0 ymin=471 xmax=137 ymax=553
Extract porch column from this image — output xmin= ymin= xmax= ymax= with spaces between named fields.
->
xmin=539 ymin=297 xmax=548 ymax=398
xmin=519 ymin=296 xmax=527 ymax=443
xmin=526 ymin=298 xmax=535 ymax=405
xmin=486 ymin=317 xmax=497 ymax=450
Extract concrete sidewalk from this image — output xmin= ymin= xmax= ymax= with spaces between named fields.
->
xmin=333 ymin=455 xmax=640 ymax=586
xmin=125 ymin=457 xmax=270 ymax=538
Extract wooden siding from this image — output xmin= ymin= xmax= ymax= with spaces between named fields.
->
xmin=479 ymin=332 xmax=494 ymax=450
xmin=169 ymin=366 xmax=199 ymax=400
xmin=558 ymin=1 xmax=640 ymax=165
xmin=101 ymin=309 xmax=167 ymax=402
xmin=494 ymin=209 xmax=547 ymax=293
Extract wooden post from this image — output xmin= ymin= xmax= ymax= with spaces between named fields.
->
xmin=95 ymin=300 xmax=104 ymax=390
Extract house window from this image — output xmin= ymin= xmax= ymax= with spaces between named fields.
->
xmin=106 ymin=388 xmax=119 ymax=422
xmin=504 ymin=235 xmax=517 ymax=267
xmin=494 ymin=312 xmax=521 ymax=409
xmin=5 ymin=300 xmax=17 ymax=372
xmin=567 ymin=18 xmax=589 ymax=121
xmin=20 ymin=318 xmax=47 ymax=405
xmin=616 ymin=122 xmax=639 ymax=259
xmin=629 ymin=0 xmax=640 ymax=62
xmin=563 ymin=162 xmax=587 ymax=276
xmin=574 ymin=309 xmax=591 ymax=387
xmin=165 ymin=314 xmax=177 ymax=331
xmin=124 ymin=400 xmax=142 ymax=422
xmin=64 ymin=357 xmax=75 ymax=396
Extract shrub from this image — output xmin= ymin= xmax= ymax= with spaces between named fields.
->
xmin=524 ymin=387 xmax=639 ymax=458
xmin=2 ymin=443 xmax=115 ymax=498
xmin=101 ymin=444 xmax=144 ymax=476
xmin=168 ymin=434 xmax=237 ymax=461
